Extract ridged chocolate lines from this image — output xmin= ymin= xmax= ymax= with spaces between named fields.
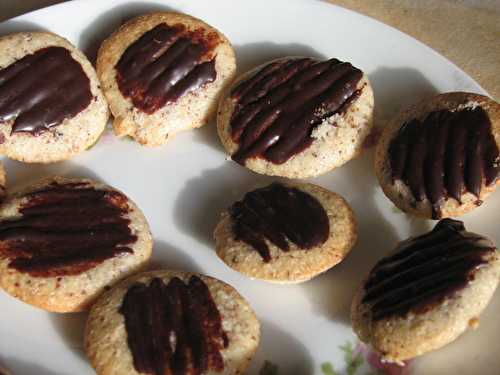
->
xmin=116 ymin=23 xmax=218 ymax=114
xmin=0 ymin=46 xmax=93 ymax=135
xmin=362 ymin=219 xmax=495 ymax=321
xmin=389 ymin=107 xmax=500 ymax=219
xmin=120 ymin=276 xmax=229 ymax=375
xmin=230 ymin=183 xmax=330 ymax=262
xmin=0 ymin=183 xmax=137 ymax=277
xmin=229 ymin=57 xmax=363 ymax=164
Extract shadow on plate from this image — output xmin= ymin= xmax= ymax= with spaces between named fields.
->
xmin=304 ymin=150 xmax=399 ymax=325
xmin=402 ymin=212 xmax=432 ymax=236
xmin=369 ymin=66 xmax=438 ymax=127
xmin=172 ymin=162 xmax=274 ymax=248
xmin=190 ymin=119 xmax=225 ymax=154
xmin=234 ymin=41 xmax=327 ymax=74
xmin=48 ymin=312 xmax=88 ymax=361
xmin=0 ymin=20 xmax=49 ymax=36
xmin=1 ymin=357 xmax=67 ymax=375
xmin=248 ymin=319 xmax=314 ymax=375
xmin=148 ymin=239 xmax=202 ymax=273
xmin=1 ymin=160 xmax=102 ymax=190
xmin=78 ymin=1 xmax=180 ymax=64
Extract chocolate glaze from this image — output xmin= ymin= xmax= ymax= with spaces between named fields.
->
xmin=389 ymin=107 xmax=499 ymax=219
xmin=229 ymin=57 xmax=363 ymax=164
xmin=230 ymin=183 xmax=329 ymax=262
xmin=120 ymin=276 xmax=228 ymax=375
xmin=0 ymin=182 xmax=137 ymax=277
xmin=362 ymin=219 xmax=495 ymax=321
xmin=116 ymin=23 xmax=218 ymax=114
xmin=0 ymin=46 xmax=93 ymax=136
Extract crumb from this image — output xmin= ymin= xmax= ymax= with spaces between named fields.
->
xmin=468 ymin=317 xmax=480 ymax=329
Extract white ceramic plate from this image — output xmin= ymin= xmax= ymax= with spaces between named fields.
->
xmin=0 ymin=1 xmax=498 ymax=374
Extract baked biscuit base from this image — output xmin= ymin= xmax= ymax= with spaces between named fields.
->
xmin=85 ymin=270 xmax=260 ymax=375
xmin=0 ymin=176 xmax=153 ymax=312
xmin=375 ymin=92 xmax=500 ymax=219
xmin=97 ymin=12 xmax=236 ymax=146
xmin=214 ymin=182 xmax=357 ymax=283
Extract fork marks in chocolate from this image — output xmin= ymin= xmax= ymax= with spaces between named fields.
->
xmin=0 ymin=46 xmax=93 ymax=135
xmin=116 ymin=23 xmax=218 ymax=113
xmin=120 ymin=276 xmax=228 ymax=375
xmin=229 ymin=57 xmax=363 ymax=164
xmin=389 ymin=107 xmax=499 ymax=219
xmin=362 ymin=219 xmax=495 ymax=320
xmin=0 ymin=182 xmax=137 ymax=277
xmin=230 ymin=183 xmax=329 ymax=262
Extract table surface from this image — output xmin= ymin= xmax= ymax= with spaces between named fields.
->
xmin=0 ymin=0 xmax=499 ymax=99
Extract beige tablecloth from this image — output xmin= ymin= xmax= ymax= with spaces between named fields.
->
xmin=1 ymin=0 xmax=499 ymax=99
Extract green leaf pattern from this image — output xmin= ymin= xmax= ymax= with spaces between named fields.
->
xmin=259 ymin=360 xmax=279 ymax=375
xmin=321 ymin=362 xmax=340 ymax=375
xmin=259 ymin=340 xmax=377 ymax=375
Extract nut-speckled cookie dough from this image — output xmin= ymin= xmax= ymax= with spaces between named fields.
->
xmin=0 ymin=176 xmax=152 ymax=312
xmin=0 ymin=32 xmax=109 ymax=163
xmin=97 ymin=12 xmax=236 ymax=146
xmin=214 ymin=182 xmax=357 ymax=283
xmin=375 ymin=92 xmax=500 ymax=219
xmin=217 ymin=56 xmax=374 ymax=178
xmin=351 ymin=219 xmax=500 ymax=363
xmin=85 ymin=270 xmax=260 ymax=375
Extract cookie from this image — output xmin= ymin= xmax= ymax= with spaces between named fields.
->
xmin=0 ymin=32 xmax=109 ymax=163
xmin=375 ymin=92 xmax=500 ymax=219
xmin=0 ymin=176 xmax=152 ymax=312
xmin=214 ymin=182 xmax=357 ymax=283
xmin=217 ymin=57 xmax=374 ymax=178
xmin=97 ymin=12 xmax=236 ymax=146
xmin=85 ymin=270 xmax=260 ymax=375
xmin=351 ymin=219 xmax=500 ymax=363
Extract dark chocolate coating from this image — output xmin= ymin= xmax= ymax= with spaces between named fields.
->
xmin=0 ymin=182 xmax=137 ymax=277
xmin=388 ymin=107 xmax=499 ymax=218
xmin=229 ymin=57 xmax=363 ymax=164
xmin=0 ymin=46 xmax=93 ymax=136
xmin=115 ymin=23 xmax=217 ymax=114
xmin=120 ymin=276 xmax=228 ymax=375
xmin=362 ymin=219 xmax=495 ymax=321
xmin=230 ymin=183 xmax=330 ymax=262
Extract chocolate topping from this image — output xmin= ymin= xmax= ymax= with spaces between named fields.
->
xmin=0 ymin=46 xmax=93 ymax=136
xmin=116 ymin=23 xmax=218 ymax=114
xmin=120 ymin=276 xmax=228 ymax=375
xmin=0 ymin=182 xmax=137 ymax=277
xmin=389 ymin=107 xmax=500 ymax=219
xmin=229 ymin=57 xmax=363 ymax=164
xmin=230 ymin=183 xmax=330 ymax=262
xmin=362 ymin=219 xmax=495 ymax=321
